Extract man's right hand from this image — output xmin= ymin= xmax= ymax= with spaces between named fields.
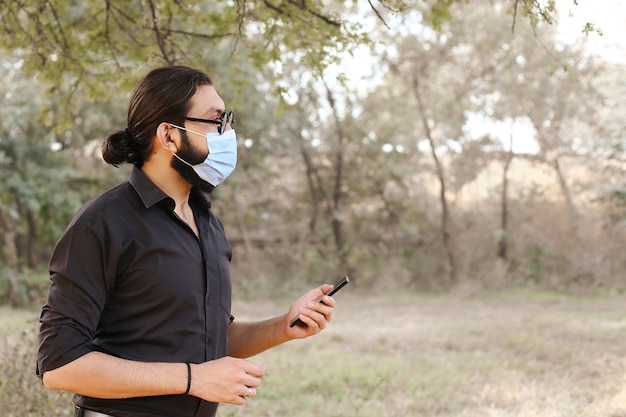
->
xmin=189 ymin=356 xmax=265 ymax=405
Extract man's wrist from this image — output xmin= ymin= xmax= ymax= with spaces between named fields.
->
xmin=183 ymin=362 xmax=191 ymax=395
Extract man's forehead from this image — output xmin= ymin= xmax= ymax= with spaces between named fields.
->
xmin=191 ymin=84 xmax=225 ymax=115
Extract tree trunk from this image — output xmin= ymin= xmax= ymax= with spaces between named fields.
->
xmin=297 ymin=131 xmax=321 ymax=234
xmin=0 ymin=213 xmax=20 ymax=300
xmin=295 ymin=125 xmax=337 ymax=264
xmin=535 ymin=111 xmax=579 ymax=232
xmin=375 ymin=181 xmax=400 ymax=255
xmin=231 ymin=183 xmax=253 ymax=259
xmin=412 ymin=75 xmax=457 ymax=284
xmin=552 ymin=155 xmax=579 ymax=232
xmin=25 ymin=208 xmax=38 ymax=269
xmin=323 ymin=81 xmax=349 ymax=270
xmin=498 ymin=131 xmax=514 ymax=260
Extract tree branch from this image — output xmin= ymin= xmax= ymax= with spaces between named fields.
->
xmin=262 ymin=0 xmax=340 ymax=27
xmin=146 ymin=0 xmax=174 ymax=64
xmin=287 ymin=0 xmax=340 ymax=27
xmin=367 ymin=0 xmax=391 ymax=30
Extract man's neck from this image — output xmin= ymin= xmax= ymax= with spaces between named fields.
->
xmin=141 ymin=160 xmax=192 ymax=209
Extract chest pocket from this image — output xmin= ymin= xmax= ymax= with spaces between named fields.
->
xmin=217 ymin=258 xmax=232 ymax=315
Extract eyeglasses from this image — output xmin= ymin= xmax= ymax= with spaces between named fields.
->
xmin=185 ymin=111 xmax=235 ymax=135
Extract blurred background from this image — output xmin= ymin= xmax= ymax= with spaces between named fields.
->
xmin=0 ymin=0 xmax=623 ymax=303
xmin=0 ymin=1 xmax=625 ymax=416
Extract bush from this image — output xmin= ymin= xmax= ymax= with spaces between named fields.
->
xmin=0 ymin=268 xmax=49 ymax=308
xmin=0 ymin=324 xmax=73 ymax=417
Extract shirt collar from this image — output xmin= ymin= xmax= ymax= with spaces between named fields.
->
xmin=129 ymin=166 xmax=212 ymax=211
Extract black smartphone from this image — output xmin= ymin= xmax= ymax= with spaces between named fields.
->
xmin=289 ymin=276 xmax=350 ymax=328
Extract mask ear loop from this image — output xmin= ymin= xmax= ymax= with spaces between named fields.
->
xmin=168 ymin=123 xmax=196 ymax=168
xmin=168 ymin=123 xmax=205 ymax=139
xmin=172 ymin=152 xmax=194 ymax=168
xmin=169 ymin=123 xmax=213 ymax=167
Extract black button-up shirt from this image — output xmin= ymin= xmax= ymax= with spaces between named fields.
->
xmin=38 ymin=166 xmax=233 ymax=417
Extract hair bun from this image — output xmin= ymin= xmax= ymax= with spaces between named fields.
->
xmin=102 ymin=129 xmax=137 ymax=166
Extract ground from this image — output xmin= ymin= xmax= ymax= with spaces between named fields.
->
xmin=222 ymin=289 xmax=626 ymax=417
xmin=2 ymin=289 xmax=625 ymax=417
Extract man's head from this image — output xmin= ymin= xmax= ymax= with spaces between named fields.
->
xmin=102 ymin=65 xmax=234 ymax=192
xmin=102 ymin=65 xmax=212 ymax=168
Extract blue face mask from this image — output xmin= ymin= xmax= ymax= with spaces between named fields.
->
xmin=170 ymin=124 xmax=238 ymax=187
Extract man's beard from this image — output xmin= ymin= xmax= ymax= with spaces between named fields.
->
xmin=170 ymin=130 xmax=215 ymax=193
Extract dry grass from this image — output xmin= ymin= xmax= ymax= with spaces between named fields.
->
xmin=0 ymin=307 xmax=73 ymax=417
xmin=222 ymin=290 xmax=626 ymax=417
xmin=2 ymin=290 xmax=626 ymax=417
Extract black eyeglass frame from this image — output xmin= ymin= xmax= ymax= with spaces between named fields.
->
xmin=185 ymin=111 xmax=235 ymax=135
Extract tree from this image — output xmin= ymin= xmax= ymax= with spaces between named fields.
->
xmin=0 ymin=56 xmax=73 ymax=300
xmin=0 ymin=51 xmax=129 ymax=303
xmin=3 ymin=0 xmax=622 ymax=300
xmin=374 ymin=3 xmax=528 ymax=284
xmin=0 ymin=0 xmax=582 ymax=125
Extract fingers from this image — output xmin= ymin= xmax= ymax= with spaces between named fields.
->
xmin=191 ymin=357 xmax=264 ymax=405
xmin=233 ymin=382 xmax=258 ymax=405
xmin=240 ymin=385 xmax=257 ymax=399
xmin=296 ymin=298 xmax=334 ymax=329
xmin=320 ymin=283 xmax=334 ymax=296
xmin=290 ymin=285 xmax=336 ymax=329
xmin=243 ymin=359 xmax=265 ymax=378
xmin=240 ymin=371 xmax=262 ymax=392
xmin=311 ymin=290 xmax=336 ymax=319
xmin=319 ymin=293 xmax=337 ymax=308
xmin=233 ymin=361 xmax=262 ymax=404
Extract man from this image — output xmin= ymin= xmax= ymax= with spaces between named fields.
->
xmin=37 ymin=65 xmax=338 ymax=417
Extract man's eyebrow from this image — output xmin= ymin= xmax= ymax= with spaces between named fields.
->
xmin=202 ymin=107 xmax=224 ymax=117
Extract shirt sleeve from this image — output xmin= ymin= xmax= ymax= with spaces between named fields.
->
xmin=37 ymin=221 xmax=116 ymax=377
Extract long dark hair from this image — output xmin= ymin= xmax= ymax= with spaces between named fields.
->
xmin=102 ymin=66 xmax=212 ymax=167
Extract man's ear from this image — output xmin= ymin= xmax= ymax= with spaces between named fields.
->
xmin=155 ymin=122 xmax=179 ymax=152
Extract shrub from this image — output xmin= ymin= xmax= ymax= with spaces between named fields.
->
xmin=0 ymin=325 xmax=73 ymax=417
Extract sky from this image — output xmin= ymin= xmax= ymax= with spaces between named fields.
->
xmin=323 ymin=1 xmax=625 ymax=154
xmin=467 ymin=0 xmax=626 ymax=154
xmin=555 ymin=0 xmax=626 ymax=63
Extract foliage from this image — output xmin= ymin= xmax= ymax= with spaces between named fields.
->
xmin=0 ymin=0 xmax=367 ymax=126
xmin=0 ymin=56 xmax=74 ymax=272
xmin=0 ymin=268 xmax=49 ymax=307
xmin=0 ymin=52 xmax=130 ymax=303
xmin=0 ymin=324 xmax=73 ymax=417
xmin=0 ymin=1 xmax=624 ymax=305
xmin=0 ymin=1 xmax=582 ymax=126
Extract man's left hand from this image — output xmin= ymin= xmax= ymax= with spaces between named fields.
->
xmin=285 ymin=284 xmax=336 ymax=338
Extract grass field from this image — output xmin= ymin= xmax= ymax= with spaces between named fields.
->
xmin=2 ymin=290 xmax=626 ymax=417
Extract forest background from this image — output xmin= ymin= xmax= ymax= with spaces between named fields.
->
xmin=0 ymin=1 xmax=625 ymax=416
xmin=0 ymin=0 xmax=624 ymax=303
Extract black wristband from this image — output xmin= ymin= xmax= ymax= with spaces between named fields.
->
xmin=184 ymin=362 xmax=191 ymax=395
